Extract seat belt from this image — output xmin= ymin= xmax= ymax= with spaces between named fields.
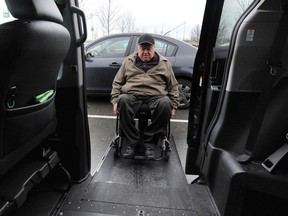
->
xmin=237 ymin=3 xmax=288 ymax=163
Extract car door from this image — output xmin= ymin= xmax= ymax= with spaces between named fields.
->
xmin=85 ymin=35 xmax=132 ymax=95
xmin=186 ymin=0 xmax=288 ymax=215
xmin=185 ymin=0 xmax=255 ymax=174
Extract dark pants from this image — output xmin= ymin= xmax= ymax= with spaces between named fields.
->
xmin=117 ymin=94 xmax=172 ymax=148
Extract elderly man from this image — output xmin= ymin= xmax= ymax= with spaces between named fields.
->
xmin=111 ymin=33 xmax=179 ymax=159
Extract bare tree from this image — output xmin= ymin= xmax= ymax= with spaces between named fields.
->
xmin=234 ymin=0 xmax=253 ymax=22
xmin=97 ymin=0 xmax=121 ymax=35
xmin=216 ymin=18 xmax=230 ymax=46
xmin=237 ymin=0 xmax=252 ymax=12
xmin=118 ymin=11 xmax=135 ymax=33
xmin=191 ymin=24 xmax=201 ymax=46
xmin=79 ymin=0 xmax=88 ymax=11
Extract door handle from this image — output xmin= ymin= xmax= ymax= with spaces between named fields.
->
xmin=70 ymin=6 xmax=87 ymax=47
xmin=109 ymin=62 xmax=121 ymax=67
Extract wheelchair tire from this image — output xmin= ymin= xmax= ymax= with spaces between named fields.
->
xmin=114 ymin=148 xmax=120 ymax=158
xmin=114 ymin=145 xmax=121 ymax=158
xmin=160 ymin=138 xmax=171 ymax=161
xmin=113 ymin=136 xmax=121 ymax=158
xmin=164 ymin=149 xmax=171 ymax=161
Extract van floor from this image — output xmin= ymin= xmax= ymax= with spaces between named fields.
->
xmin=58 ymin=137 xmax=216 ymax=216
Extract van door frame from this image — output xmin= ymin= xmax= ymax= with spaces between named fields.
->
xmin=185 ymin=0 xmax=225 ymax=174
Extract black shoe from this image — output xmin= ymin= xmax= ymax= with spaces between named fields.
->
xmin=123 ymin=146 xmax=135 ymax=159
xmin=145 ymin=147 xmax=155 ymax=160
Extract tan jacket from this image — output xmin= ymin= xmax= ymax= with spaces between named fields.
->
xmin=111 ymin=52 xmax=179 ymax=109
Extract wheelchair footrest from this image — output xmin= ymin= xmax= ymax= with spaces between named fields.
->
xmin=112 ymin=138 xmax=172 ymax=161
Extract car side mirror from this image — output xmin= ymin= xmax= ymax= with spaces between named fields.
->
xmin=85 ymin=53 xmax=93 ymax=62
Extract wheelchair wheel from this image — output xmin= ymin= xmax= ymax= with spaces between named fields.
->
xmin=112 ymin=135 xmax=121 ymax=158
xmin=164 ymin=148 xmax=171 ymax=161
xmin=160 ymin=138 xmax=171 ymax=161
xmin=114 ymin=146 xmax=120 ymax=158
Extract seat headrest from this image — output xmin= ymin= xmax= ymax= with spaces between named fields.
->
xmin=5 ymin=0 xmax=63 ymax=23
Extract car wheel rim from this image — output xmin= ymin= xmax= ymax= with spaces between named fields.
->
xmin=178 ymin=83 xmax=191 ymax=108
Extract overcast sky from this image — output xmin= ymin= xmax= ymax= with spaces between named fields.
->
xmin=0 ymin=0 xmax=206 ymax=41
xmin=82 ymin=0 xmax=206 ymax=40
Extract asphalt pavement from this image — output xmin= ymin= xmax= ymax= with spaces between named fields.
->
xmin=87 ymin=96 xmax=195 ymax=182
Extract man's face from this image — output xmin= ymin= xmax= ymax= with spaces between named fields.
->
xmin=138 ymin=44 xmax=155 ymax=62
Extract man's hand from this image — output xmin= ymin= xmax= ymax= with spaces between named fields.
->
xmin=171 ymin=108 xmax=176 ymax=118
xmin=113 ymin=103 xmax=118 ymax=115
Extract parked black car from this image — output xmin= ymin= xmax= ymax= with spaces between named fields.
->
xmin=84 ymin=33 xmax=197 ymax=109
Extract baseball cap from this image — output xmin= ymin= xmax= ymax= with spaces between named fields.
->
xmin=138 ymin=33 xmax=155 ymax=45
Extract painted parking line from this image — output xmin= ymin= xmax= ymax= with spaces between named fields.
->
xmin=88 ymin=114 xmax=188 ymax=123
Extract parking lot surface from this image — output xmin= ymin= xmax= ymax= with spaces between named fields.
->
xmin=87 ymin=97 xmax=193 ymax=181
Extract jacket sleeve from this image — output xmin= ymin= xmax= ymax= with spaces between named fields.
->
xmin=110 ymin=60 xmax=126 ymax=105
xmin=166 ymin=63 xmax=179 ymax=109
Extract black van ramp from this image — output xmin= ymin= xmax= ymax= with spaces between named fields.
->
xmin=59 ymin=138 xmax=216 ymax=216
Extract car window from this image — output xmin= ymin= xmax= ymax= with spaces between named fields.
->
xmin=154 ymin=40 xmax=177 ymax=56
xmin=216 ymin=0 xmax=254 ymax=47
xmin=0 ymin=0 xmax=15 ymax=24
xmin=135 ymin=37 xmax=177 ymax=57
xmin=86 ymin=36 xmax=130 ymax=58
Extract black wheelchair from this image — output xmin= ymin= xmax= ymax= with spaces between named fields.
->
xmin=110 ymin=103 xmax=171 ymax=161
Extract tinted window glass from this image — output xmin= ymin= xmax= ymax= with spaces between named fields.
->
xmin=154 ymin=40 xmax=177 ymax=56
xmin=0 ymin=0 xmax=15 ymax=24
xmin=216 ymin=0 xmax=254 ymax=47
xmin=86 ymin=36 xmax=130 ymax=58
xmin=166 ymin=43 xmax=177 ymax=56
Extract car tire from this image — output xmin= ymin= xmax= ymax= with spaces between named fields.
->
xmin=177 ymin=78 xmax=191 ymax=109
